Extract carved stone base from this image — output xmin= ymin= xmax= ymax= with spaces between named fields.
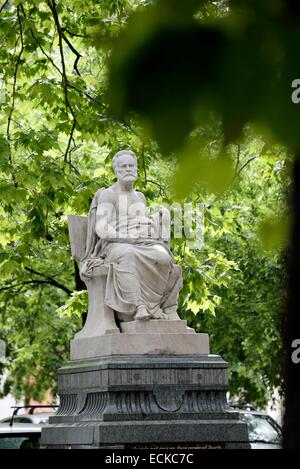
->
xmin=41 ymin=355 xmax=250 ymax=449
xmin=70 ymin=320 xmax=209 ymax=360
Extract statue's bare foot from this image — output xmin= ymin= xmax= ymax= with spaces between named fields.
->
xmin=135 ymin=305 xmax=151 ymax=321
xmin=151 ymin=309 xmax=168 ymax=320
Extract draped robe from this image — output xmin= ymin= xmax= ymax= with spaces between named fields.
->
xmin=80 ymin=189 xmax=182 ymax=319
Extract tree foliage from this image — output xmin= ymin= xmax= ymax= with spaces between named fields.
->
xmin=0 ymin=0 xmax=288 ymax=409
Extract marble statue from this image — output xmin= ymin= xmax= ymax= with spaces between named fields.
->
xmin=43 ymin=151 xmax=242 ymax=448
xmin=79 ymin=149 xmax=183 ymax=324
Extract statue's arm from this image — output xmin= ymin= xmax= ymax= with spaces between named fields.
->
xmin=137 ymin=192 xmax=170 ymax=243
xmin=95 ymin=189 xmax=118 ymax=239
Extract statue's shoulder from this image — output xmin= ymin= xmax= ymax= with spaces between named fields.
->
xmin=95 ymin=187 xmax=116 ymax=204
xmin=89 ymin=187 xmax=115 ymax=211
xmin=136 ymin=191 xmax=146 ymax=203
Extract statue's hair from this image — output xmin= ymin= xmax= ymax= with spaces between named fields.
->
xmin=112 ymin=150 xmax=137 ymax=172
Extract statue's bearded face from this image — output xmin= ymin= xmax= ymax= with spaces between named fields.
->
xmin=114 ymin=154 xmax=137 ymax=183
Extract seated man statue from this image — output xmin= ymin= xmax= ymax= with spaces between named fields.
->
xmin=80 ymin=150 xmax=182 ymax=323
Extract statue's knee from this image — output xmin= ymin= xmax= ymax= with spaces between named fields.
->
xmin=125 ymin=247 xmax=137 ymax=262
xmin=160 ymin=257 xmax=170 ymax=267
xmin=173 ymin=264 xmax=182 ymax=279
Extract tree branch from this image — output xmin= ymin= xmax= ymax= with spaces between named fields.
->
xmin=66 ymin=81 xmax=105 ymax=106
xmin=26 ymin=26 xmax=101 ymax=107
xmin=235 ymin=155 xmax=257 ymax=178
xmin=6 ymin=5 xmax=24 ymax=188
xmin=61 ymin=27 xmax=87 ymax=38
xmin=0 ymin=0 xmax=9 ymax=15
xmin=47 ymin=1 xmax=71 ymax=112
xmin=23 ymin=35 xmax=102 ymax=105
xmin=47 ymin=0 xmax=77 ymax=165
xmin=61 ymin=31 xmax=82 ymax=76
xmin=20 ymin=3 xmax=104 ymax=109
xmin=140 ymin=144 xmax=169 ymax=199
xmin=141 ymin=143 xmax=147 ymax=182
xmin=27 ymin=25 xmax=63 ymax=77
xmin=0 ymin=279 xmax=70 ymax=295
xmin=122 ymin=119 xmax=141 ymax=138
xmin=234 ymin=143 xmax=241 ymax=176
xmin=206 ymin=153 xmax=258 ymax=209
xmin=67 ymin=143 xmax=81 ymax=176
xmin=64 ymin=117 xmax=76 ymax=164
xmin=24 ymin=266 xmax=72 ymax=294
xmin=6 ymin=6 xmax=24 ymax=142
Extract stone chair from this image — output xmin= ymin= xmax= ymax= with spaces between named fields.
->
xmin=67 ymin=215 xmax=120 ymax=339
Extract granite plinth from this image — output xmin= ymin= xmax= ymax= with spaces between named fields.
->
xmin=41 ymin=355 xmax=250 ymax=449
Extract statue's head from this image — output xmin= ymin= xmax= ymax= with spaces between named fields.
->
xmin=112 ymin=150 xmax=137 ymax=183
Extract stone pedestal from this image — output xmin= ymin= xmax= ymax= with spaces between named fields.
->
xmin=41 ymin=354 xmax=250 ymax=449
xmin=71 ymin=320 xmax=209 ymax=360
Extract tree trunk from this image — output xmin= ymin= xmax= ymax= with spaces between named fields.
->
xmin=74 ymin=260 xmax=87 ymax=327
xmin=283 ymin=156 xmax=300 ymax=448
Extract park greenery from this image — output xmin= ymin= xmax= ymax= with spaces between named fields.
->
xmin=0 ymin=0 xmax=290 ymax=409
